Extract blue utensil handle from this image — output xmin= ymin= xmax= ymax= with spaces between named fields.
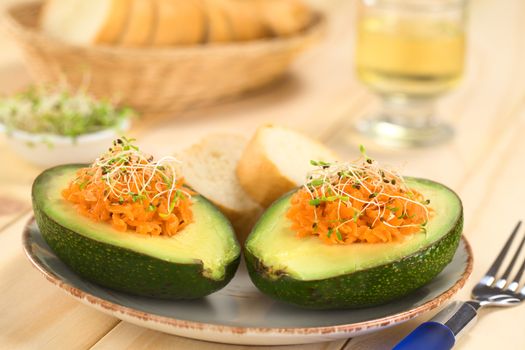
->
xmin=393 ymin=301 xmax=479 ymax=350
xmin=393 ymin=322 xmax=455 ymax=350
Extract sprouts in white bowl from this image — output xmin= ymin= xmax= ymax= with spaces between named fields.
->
xmin=0 ymin=86 xmax=134 ymax=167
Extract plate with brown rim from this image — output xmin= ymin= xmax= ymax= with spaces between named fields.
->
xmin=22 ymin=217 xmax=473 ymax=345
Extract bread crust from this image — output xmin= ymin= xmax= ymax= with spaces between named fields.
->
xmin=221 ymin=0 xmax=269 ymax=41
xmin=258 ymin=0 xmax=312 ymax=36
xmin=204 ymin=0 xmax=233 ymax=43
xmin=41 ymin=0 xmax=312 ymax=47
xmin=96 ymin=0 xmax=132 ymax=44
xmin=119 ymin=0 xmax=155 ymax=46
xmin=153 ymin=0 xmax=206 ymax=45
xmin=236 ymin=127 xmax=298 ymax=207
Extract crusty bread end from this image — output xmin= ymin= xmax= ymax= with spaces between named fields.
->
xmin=237 ymin=125 xmax=339 ymax=207
xmin=153 ymin=0 xmax=206 ymax=45
xmin=118 ymin=0 xmax=156 ymax=46
xmin=96 ymin=0 xmax=132 ymax=44
xmin=259 ymin=0 xmax=312 ymax=36
xmin=222 ymin=0 xmax=269 ymax=41
xmin=204 ymin=0 xmax=234 ymax=43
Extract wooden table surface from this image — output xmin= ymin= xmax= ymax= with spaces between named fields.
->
xmin=1 ymin=0 xmax=525 ymax=349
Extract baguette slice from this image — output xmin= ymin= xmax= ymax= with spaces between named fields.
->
xmin=204 ymin=0 xmax=234 ymax=43
xmin=41 ymin=0 xmax=125 ymax=45
xmin=177 ymin=134 xmax=263 ymax=243
xmin=118 ymin=0 xmax=156 ymax=46
xmin=96 ymin=0 xmax=132 ymax=44
xmin=222 ymin=0 xmax=269 ymax=41
xmin=237 ymin=125 xmax=339 ymax=207
xmin=153 ymin=0 xmax=206 ymax=45
xmin=258 ymin=0 xmax=312 ymax=36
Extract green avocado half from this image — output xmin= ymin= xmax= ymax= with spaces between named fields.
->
xmin=244 ymin=178 xmax=463 ymax=309
xmin=32 ymin=164 xmax=241 ymax=299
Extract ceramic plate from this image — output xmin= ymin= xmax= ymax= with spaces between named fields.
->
xmin=23 ymin=218 xmax=473 ymax=345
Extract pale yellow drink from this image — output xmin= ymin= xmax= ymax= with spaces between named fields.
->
xmin=356 ymin=16 xmax=465 ymax=97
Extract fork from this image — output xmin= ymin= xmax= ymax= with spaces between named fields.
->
xmin=393 ymin=221 xmax=525 ymax=350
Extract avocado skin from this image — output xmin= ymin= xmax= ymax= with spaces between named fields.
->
xmin=244 ymin=210 xmax=463 ymax=309
xmin=32 ymin=165 xmax=240 ymax=299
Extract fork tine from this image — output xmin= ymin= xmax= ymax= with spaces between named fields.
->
xmin=484 ymin=221 xmax=522 ymax=280
xmin=508 ymin=250 xmax=525 ymax=292
xmin=502 ymin=232 xmax=525 ymax=279
xmin=496 ymin=231 xmax=525 ymax=289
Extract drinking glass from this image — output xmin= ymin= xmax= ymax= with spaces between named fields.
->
xmin=354 ymin=0 xmax=467 ymax=147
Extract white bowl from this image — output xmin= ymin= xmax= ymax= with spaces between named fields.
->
xmin=0 ymin=119 xmax=131 ymax=167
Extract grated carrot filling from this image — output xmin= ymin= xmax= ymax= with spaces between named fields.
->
xmin=286 ymin=152 xmax=431 ymax=245
xmin=62 ymin=138 xmax=193 ymax=236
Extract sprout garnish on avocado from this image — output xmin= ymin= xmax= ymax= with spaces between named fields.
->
xmin=62 ymin=138 xmax=193 ymax=236
xmin=287 ymin=146 xmax=431 ymax=244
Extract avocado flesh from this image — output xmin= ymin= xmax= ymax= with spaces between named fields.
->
xmin=33 ymin=165 xmax=240 ymax=298
xmin=245 ymin=178 xmax=463 ymax=308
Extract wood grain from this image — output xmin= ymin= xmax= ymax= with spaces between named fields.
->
xmin=0 ymin=0 xmax=524 ymax=349
xmin=0 ymin=138 xmax=39 ymax=230
xmin=91 ymin=323 xmax=348 ymax=350
xmin=0 ymin=214 xmax=120 ymax=349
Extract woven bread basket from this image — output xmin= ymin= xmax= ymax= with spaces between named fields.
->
xmin=4 ymin=2 xmax=325 ymax=114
